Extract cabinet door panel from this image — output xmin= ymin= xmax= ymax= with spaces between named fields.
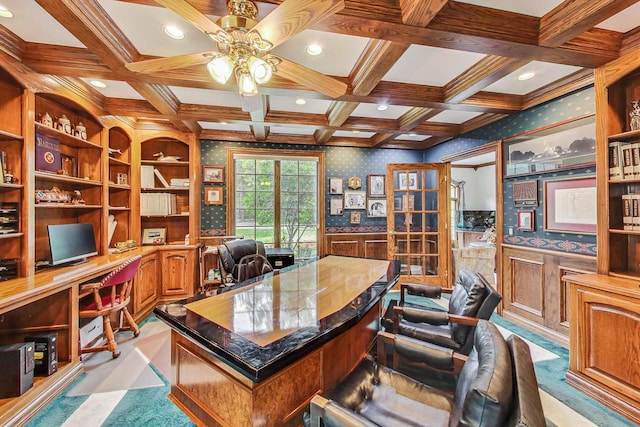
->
xmin=161 ymin=250 xmax=194 ymax=296
xmin=134 ymin=254 xmax=158 ymax=313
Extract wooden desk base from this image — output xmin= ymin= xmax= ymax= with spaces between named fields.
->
xmin=168 ymin=301 xmax=380 ymax=427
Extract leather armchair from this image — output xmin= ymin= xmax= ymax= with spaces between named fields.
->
xmin=217 ymin=239 xmax=268 ymax=283
xmin=309 ymin=320 xmax=546 ymax=427
xmin=381 ymin=269 xmax=502 ymax=355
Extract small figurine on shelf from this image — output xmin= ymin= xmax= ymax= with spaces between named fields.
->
xmin=153 ymin=152 xmax=181 ymax=162
xmin=41 ymin=112 xmax=53 ymax=128
xmin=630 ymin=100 xmax=640 ymax=131
xmin=71 ymin=190 xmax=85 ymax=204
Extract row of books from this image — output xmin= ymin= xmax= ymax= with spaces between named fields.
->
xmin=140 ymin=192 xmax=179 ymax=216
xmin=609 ymin=141 xmax=640 ymax=180
xmin=622 ymin=194 xmax=640 ymax=230
xmin=141 ymin=165 xmax=190 ymax=188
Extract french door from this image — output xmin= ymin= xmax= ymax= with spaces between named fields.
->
xmin=387 ymin=163 xmax=450 ymax=288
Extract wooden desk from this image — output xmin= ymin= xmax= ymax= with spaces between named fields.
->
xmin=154 ymin=256 xmax=398 ymax=426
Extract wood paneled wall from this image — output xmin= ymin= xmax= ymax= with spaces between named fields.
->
xmin=501 ymin=244 xmax=596 ymax=346
xmin=325 ymin=233 xmax=387 ymax=259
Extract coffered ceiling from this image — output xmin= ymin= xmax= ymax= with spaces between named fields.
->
xmin=0 ymin=0 xmax=639 ymax=149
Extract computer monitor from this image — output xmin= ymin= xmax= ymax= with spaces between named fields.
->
xmin=47 ymin=223 xmax=98 ymax=266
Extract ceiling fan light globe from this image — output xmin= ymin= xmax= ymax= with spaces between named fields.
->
xmin=238 ymin=71 xmax=258 ymax=96
xmin=248 ymin=56 xmax=272 ymax=84
xmin=207 ymin=56 xmax=234 ymax=84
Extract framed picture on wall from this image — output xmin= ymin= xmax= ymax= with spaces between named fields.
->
xmin=330 ymin=197 xmax=343 ymax=215
xmin=350 ymin=211 xmax=361 ymax=224
xmin=203 ymin=165 xmax=225 ymax=183
xmin=367 ymin=198 xmax=387 ymax=217
xmin=344 ymin=191 xmax=365 ymax=209
xmin=368 ymin=175 xmax=385 ymax=196
xmin=517 ymin=210 xmax=534 ymax=231
xmin=544 ymin=177 xmax=597 ymax=234
xmin=204 ymin=187 xmax=223 ymax=205
xmin=329 ymin=177 xmax=343 ymax=194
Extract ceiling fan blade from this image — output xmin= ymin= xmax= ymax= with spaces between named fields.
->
xmin=126 ymin=52 xmax=212 ymax=74
xmin=154 ymin=0 xmax=225 ymax=36
xmin=254 ymin=0 xmax=345 ymax=49
xmin=276 ymin=57 xmax=347 ymax=98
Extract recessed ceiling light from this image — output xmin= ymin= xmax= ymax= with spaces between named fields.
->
xmin=352 ymin=130 xmax=360 ymax=133
xmin=295 ymin=98 xmax=306 ymax=105
xmin=0 ymin=7 xmax=13 ymax=18
xmin=409 ymin=133 xmax=417 ymax=137
xmin=164 ymin=25 xmax=184 ymax=40
xmin=306 ymin=44 xmax=322 ymax=56
xmin=377 ymin=105 xmax=388 ymax=111
xmin=518 ymin=71 xmax=535 ymax=81
xmin=90 ymin=80 xmax=107 ymax=88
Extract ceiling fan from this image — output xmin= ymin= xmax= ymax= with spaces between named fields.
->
xmin=126 ymin=0 xmax=348 ymax=107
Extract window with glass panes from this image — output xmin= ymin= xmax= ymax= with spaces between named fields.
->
xmin=233 ymin=154 xmax=319 ymax=260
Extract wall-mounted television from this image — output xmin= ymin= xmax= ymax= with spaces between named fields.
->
xmin=48 ymin=223 xmax=98 ymax=266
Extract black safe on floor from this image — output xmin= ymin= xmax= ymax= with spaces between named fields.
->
xmin=0 ymin=342 xmax=35 ymax=398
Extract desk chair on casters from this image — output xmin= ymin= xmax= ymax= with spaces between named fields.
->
xmin=78 ymin=255 xmax=142 ymax=359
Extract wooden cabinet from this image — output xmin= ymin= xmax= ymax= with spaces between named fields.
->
xmin=133 ymin=253 xmax=159 ymax=319
xmin=566 ymin=274 xmax=640 ymax=424
xmin=160 ymin=247 xmax=197 ymax=298
xmin=105 ymin=120 xmax=134 ymax=248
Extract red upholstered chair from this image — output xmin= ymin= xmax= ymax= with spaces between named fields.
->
xmin=78 ymin=255 xmax=142 ymax=359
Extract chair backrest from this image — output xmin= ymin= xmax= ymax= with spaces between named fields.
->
xmin=451 ymin=320 xmax=514 ymax=427
xmin=217 ymin=239 xmax=266 ymax=282
xmin=237 ymin=253 xmax=273 ymax=283
xmin=80 ymin=255 xmax=141 ymax=312
xmin=449 ymin=269 xmax=488 ymax=342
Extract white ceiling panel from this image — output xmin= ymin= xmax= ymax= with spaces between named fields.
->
xmin=384 ymin=45 xmax=485 ymax=86
xmin=429 ymin=110 xmax=482 ymax=124
xmin=273 ymin=29 xmax=370 ymax=77
xmin=169 ymin=86 xmax=242 ymax=108
xmin=98 ymin=0 xmax=214 ymax=57
xmin=79 ymin=78 xmax=145 ymax=99
xmin=351 ymin=103 xmax=410 ymax=119
xmin=333 ymin=130 xmax=375 ymax=138
xmin=0 ymin=0 xmax=84 ymax=47
xmin=395 ymin=134 xmax=431 ymax=141
xmin=269 ymin=96 xmax=332 ymax=114
xmin=453 ymin=0 xmax=564 ymax=17
xmin=597 ymin=2 xmax=640 ymax=32
xmin=484 ymin=61 xmax=582 ymax=95
xmin=269 ymin=126 xmax=316 ymax=135
xmin=199 ymin=122 xmax=251 ymax=132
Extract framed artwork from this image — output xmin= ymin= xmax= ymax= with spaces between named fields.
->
xmin=330 ymin=197 xmax=343 ymax=215
xmin=344 ymin=190 xmax=366 ymax=209
xmin=203 ymin=165 xmax=225 ymax=183
xmin=544 ymin=177 xmax=597 ymax=234
xmin=368 ymin=175 xmax=385 ymax=196
xmin=350 ymin=211 xmax=361 ymax=224
xmin=348 ymin=176 xmax=362 ymax=189
xmin=517 ymin=210 xmax=534 ymax=231
xmin=204 ymin=187 xmax=223 ymax=205
xmin=398 ymin=172 xmax=418 ymax=190
xmin=329 ymin=177 xmax=343 ymax=195
xmin=367 ymin=198 xmax=387 ymax=218
xmin=402 ymin=194 xmax=415 ymax=211
xmin=513 ymin=180 xmax=538 ymax=207
xmin=142 ymin=227 xmax=167 ymax=245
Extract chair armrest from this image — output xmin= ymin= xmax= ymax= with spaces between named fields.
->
xmin=400 ymin=283 xmax=442 ymax=304
xmin=393 ymin=306 xmax=450 ymax=331
xmin=448 ymin=314 xmax=482 ymax=326
xmin=309 ymin=395 xmax=376 ymax=427
xmin=80 ymin=282 xmax=101 ymax=291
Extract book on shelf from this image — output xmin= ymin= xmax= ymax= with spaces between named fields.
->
xmin=35 ymin=132 xmax=62 ymax=173
xmin=141 ymin=165 xmax=155 ymax=188
xmin=633 ymin=143 xmax=640 ymax=178
xmin=632 ymin=194 xmax=640 ymax=231
xmin=609 ymin=141 xmax=627 ymax=180
xmin=623 ymin=194 xmax=633 ymax=230
xmin=170 ymin=178 xmax=190 ymax=187
xmin=154 ymin=168 xmax=170 ymax=188
xmin=140 ymin=192 xmax=177 ymax=216
xmin=621 ymin=143 xmax=635 ymax=179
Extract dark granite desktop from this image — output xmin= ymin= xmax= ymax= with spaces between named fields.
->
xmin=154 ymin=257 xmax=399 ymax=383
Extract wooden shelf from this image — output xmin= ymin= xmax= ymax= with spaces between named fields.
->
xmin=608 ymin=128 xmax=640 ymax=141
xmin=141 ymin=159 xmax=189 ymax=166
xmin=108 ymin=156 xmax=130 ymax=166
xmin=34 ymin=172 xmax=102 ymax=187
xmin=108 ymin=183 xmax=130 ymax=190
xmin=35 ymin=122 xmax=101 ymax=149
xmin=35 ymin=204 xmax=102 ymax=209
xmin=0 ymin=232 xmax=23 ymax=239
xmin=141 ymin=187 xmax=189 ymax=192
xmin=0 ymin=183 xmax=23 ymax=190
xmin=0 ymin=129 xmax=23 ymax=141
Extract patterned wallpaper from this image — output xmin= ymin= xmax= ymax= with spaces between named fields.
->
xmin=199 ymin=141 xmax=421 ymax=236
xmin=425 ymin=85 xmax=597 ymax=255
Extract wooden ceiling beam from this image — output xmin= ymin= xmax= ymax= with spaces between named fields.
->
xmin=397 ymin=108 xmax=441 ymax=131
xmin=399 ymin=0 xmax=448 ymax=26
xmin=539 ymin=0 xmax=639 ymax=47
xmin=444 ymin=56 xmax=531 ymax=104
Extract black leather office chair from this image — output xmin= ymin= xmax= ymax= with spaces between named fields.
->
xmin=217 ymin=238 xmax=272 ymax=283
xmin=309 ymin=320 xmax=546 ymax=427
xmin=381 ymin=269 xmax=502 ymax=355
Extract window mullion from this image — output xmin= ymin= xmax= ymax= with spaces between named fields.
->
xmin=274 ymin=161 xmax=281 ymax=248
